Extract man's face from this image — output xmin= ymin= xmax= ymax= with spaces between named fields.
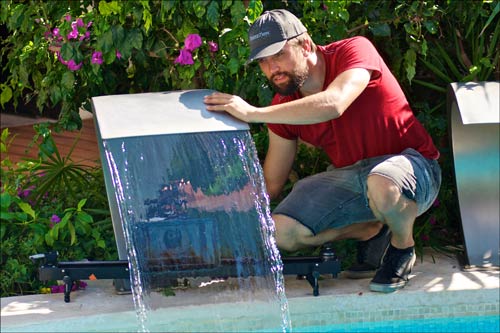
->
xmin=257 ymin=42 xmax=309 ymax=96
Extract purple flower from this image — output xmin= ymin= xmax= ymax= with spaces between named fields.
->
xmin=67 ymin=27 xmax=79 ymax=40
xmin=116 ymin=49 xmax=122 ymax=59
xmin=432 ymin=199 xmax=440 ymax=207
xmin=429 ymin=216 xmax=437 ymax=225
xmin=17 ymin=185 xmax=35 ymax=198
xmin=421 ymin=234 xmax=430 ymax=242
xmin=91 ymin=51 xmax=103 ymax=65
xmin=50 ymin=285 xmax=64 ymax=293
xmin=87 ymin=21 xmax=93 ymax=28
xmin=75 ymin=18 xmax=85 ymax=27
xmin=184 ymin=34 xmax=202 ymax=52
xmin=57 ymin=52 xmax=68 ymax=65
xmin=67 ymin=59 xmax=83 ymax=71
xmin=80 ymin=31 xmax=90 ymax=41
xmin=52 ymin=27 xmax=60 ymax=37
xmin=208 ymin=41 xmax=218 ymax=52
xmin=174 ymin=48 xmax=194 ymax=65
xmin=65 ymin=15 xmax=72 ymax=22
xmin=50 ymin=214 xmax=61 ymax=223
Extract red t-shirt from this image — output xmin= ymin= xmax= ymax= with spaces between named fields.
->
xmin=267 ymin=36 xmax=439 ymax=168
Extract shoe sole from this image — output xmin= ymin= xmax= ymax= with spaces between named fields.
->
xmin=369 ymin=280 xmax=407 ymax=293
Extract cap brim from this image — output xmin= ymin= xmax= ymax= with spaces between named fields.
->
xmin=245 ymin=40 xmax=287 ymax=65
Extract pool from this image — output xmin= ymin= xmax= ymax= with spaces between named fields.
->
xmin=294 ymin=315 xmax=499 ymax=332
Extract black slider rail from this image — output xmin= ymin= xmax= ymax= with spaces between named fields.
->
xmin=30 ymin=245 xmax=341 ymax=303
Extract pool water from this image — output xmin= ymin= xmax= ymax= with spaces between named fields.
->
xmin=294 ymin=315 xmax=499 ymax=333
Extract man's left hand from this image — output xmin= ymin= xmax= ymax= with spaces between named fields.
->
xmin=204 ymin=92 xmax=258 ymax=123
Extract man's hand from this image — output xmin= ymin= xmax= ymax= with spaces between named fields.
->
xmin=204 ymin=92 xmax=258 ymax=123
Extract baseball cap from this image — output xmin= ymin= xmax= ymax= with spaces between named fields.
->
xmin=247 ymin=9 xmax=307 ymax=64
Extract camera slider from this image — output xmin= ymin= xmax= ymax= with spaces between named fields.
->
xmin=30 ymin=245 xmax=340 ymax=302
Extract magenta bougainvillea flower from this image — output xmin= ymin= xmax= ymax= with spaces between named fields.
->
xmin=174 ymin=48 xmax=194 ymax=65
xmin=91 ymin=51 xmax=103 ymax=64
xmin=74 ymin=18 xmax=85 ymax=28
xmin=49 ymin=281 xmax=87 ymax=294
xmin=67 ymin=59 xmax=83 ymax=71
xmin=116 ymin=49 xmax=122 ymax=59
xmin=208 ymin=41 xmax=218 ymax=52
xmin=67 ymin=28 xmax=79 ymax=40
xmin=184 ymin=34 xmax=202 ymax=51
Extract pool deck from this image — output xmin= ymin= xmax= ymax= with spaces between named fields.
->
xmin=1 ymin=248 xmax=498 ymax=331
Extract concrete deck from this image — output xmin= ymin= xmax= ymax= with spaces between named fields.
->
xmin=1 ymin=249 xmax=498 ymax=332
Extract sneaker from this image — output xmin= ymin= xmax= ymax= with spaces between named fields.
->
xmin=344 ymin=224 xmax=391 ymax=279
xmin=369 ymin=244 xmax=416 ymax=293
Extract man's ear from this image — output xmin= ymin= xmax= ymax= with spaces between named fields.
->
xmin=302 ymin=38 xmax=312 ymax=55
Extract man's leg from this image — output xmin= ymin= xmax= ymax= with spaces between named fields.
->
xmin=364 ymin=149 xmax=441 ymax=293
xmin=366 ymin=174 xmax=417 ymax=292
xmin=274 ymin=214 xmax=382 ymax=252
xmin=366 ymin=174 xmax=417 ymax=249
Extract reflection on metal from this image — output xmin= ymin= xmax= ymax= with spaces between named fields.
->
xmin=91 ymin=90 xmax=250 ymax=291
xmin=448 ymin=81 xmax=499 ymax=268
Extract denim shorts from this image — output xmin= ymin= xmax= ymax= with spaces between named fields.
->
xmin=272 ymin=148 xmax=442 ymax=235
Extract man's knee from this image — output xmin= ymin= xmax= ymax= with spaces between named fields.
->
xmin=274 ymin=214 xmax=313 ymax=252
xmin=366 ymin=174 xmax=402 ymax=215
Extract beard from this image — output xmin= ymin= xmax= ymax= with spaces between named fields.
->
xmin=269 ymin=66 xmax=309 ymax=96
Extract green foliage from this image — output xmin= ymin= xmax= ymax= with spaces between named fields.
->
xmin=0 ymin=128 xmax=116 ymax=297
xmin=0 ymin=0 xmax=269 ymax=129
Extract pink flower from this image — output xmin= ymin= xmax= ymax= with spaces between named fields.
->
xmin=57 ymin=52 xmax=69 ymax=65
xmin=429 ymin=216 xmax=437 ymax=225
xmin=174 ymin=48 xmax=194 ymax=65
xmin=91 ymin=51 xmax=103 ymax=65
xmin=87 ymin=21 xmax=93 ymax=28
xmin=52 ymin=27 xmax=60 ymax=36
xmin=75 ymin=18 xmax=85 ymax=27
xmin=67 ymin=59 xmax=82 ymax=71
xmin=208 ymin=41 xmax=218 ymax=52
xmin=67 ymin=27 xmax=79 ymax=40
xmin=184 ymin=34 xmax=202 ymax=51
xmin=80 ymin=31 xmax=90 ymax=41
xmin=116 ymin=49 xmax=122 ymax=59
xmin=65 ymin=15 xmax=72 ymax=22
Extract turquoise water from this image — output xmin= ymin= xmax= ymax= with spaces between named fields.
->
xmin=294 ymin=315 xmax=499 ymax=333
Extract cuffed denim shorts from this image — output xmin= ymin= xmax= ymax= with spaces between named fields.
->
xmin=272 ymin=148 xmax=442 ymax=235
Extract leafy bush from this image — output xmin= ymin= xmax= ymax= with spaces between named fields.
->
xmin=0 ymin=127 xmax=116 ymax=296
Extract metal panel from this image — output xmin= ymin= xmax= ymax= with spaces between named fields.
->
xmin=448 ymin=81 xmax=499 ymax=268
xmin=92 ymin=90 xmax=249 ymax=139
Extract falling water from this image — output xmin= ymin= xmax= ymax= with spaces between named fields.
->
xmin=102 ymin=130 xmax=291 ymax=332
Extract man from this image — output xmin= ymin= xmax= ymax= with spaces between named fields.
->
xmin=204 ymin=9 xmax=441 ymax=293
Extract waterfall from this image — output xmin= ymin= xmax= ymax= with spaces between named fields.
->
xmin=93 ymin=91 xmax=292 ymax=332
